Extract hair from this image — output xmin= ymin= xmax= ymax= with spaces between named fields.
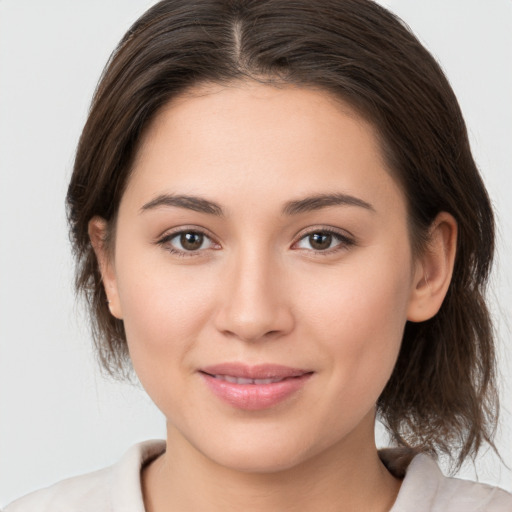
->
xmin=67 ymin=0 xmax=498 ymax=469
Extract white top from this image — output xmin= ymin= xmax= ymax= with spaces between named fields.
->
xmin=5 ymin=440 xmax=512 ymax=511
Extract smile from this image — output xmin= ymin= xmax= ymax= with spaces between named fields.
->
xmin=210 ymin=375 xmax=290 ymax=385
xmin=199 ymin=363 xmax=313 ymax=410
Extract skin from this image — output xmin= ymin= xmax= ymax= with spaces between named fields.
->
xmin=90 ymin=82 xmax=457 ymax=512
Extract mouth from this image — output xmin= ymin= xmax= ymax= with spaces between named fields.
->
xmin=199 ymin=363 xmax=313 ymax=410
xmin=205 ymin=374 xmax=298 ymax=385
xmin=200 ymin=362 xmax=311 ymax=380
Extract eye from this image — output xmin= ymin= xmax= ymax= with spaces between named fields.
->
xmin=294 ymin=229 xmax=354 ymax=252
xmin=157 ymin=229 xmax=218 ymax=254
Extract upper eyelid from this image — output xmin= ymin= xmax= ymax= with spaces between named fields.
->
xmin=156 ymin=225 xmax=218 ymax=243
xmin=293 ymin=225 xmax=355 ymax=242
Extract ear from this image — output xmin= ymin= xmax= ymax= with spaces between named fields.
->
xmin=407 ymin=212 xmax=457 ymax=322
xmin=88 ymin=216 xmax=123 ymax=319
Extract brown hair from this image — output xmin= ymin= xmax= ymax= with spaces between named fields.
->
xmin=67 ymin=0 xmax=498 ymax=468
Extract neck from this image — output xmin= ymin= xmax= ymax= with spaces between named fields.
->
xmin=142 ymin=418 xmax=401 ymax=512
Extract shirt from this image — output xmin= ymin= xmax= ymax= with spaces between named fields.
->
xmin=5 ymin=440 xmax=512 ymax=511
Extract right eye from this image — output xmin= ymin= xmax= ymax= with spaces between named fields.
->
xmin=157 ymin=229 xmax=219 ymax=256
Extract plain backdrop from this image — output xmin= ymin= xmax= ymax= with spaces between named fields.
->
xmin=0 ymin=0 xmax=511 ymax=506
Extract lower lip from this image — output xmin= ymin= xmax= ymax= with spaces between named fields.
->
xmin=200 ymin=373 xmax=312 ymax=410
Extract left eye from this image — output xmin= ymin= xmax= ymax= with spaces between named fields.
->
xmin=167 ymin=231 xmax=214 ymax=252
xmin=295 ymin=231 xmax=347 ymax=251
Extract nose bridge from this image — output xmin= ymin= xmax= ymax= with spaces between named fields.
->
xmin=215 ymin=242 xmax=293 ymax=342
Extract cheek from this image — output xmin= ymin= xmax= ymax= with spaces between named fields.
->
xmin=294 ymin=249 xmax=413 ymax=396
xmin=114 ymin=255 xmax=218 ymax=404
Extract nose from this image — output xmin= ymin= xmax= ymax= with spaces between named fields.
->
xmin=213 ymin=248 xmax=295 ymax=343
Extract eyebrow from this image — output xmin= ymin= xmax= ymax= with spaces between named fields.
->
xmin=140 ymin=194 xmax=224 ymax=216
xmin=140 ymin=192 xmax=375 ymax=217
xmin=282 ymin=193 xmax=375 ymax=216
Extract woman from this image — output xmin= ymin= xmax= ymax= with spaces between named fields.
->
xmin=5 ymin=0 xmax=512 ymax=510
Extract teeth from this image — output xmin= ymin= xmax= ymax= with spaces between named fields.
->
xmin=214 ymin=375 xmax=285 ymax=385
xmin=255 ymin=378 xmax=275 ymax=384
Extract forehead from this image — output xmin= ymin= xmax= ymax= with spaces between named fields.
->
xmin=124 ymin=81 xmax=406 ymax=219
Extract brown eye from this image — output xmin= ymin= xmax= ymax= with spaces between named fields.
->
xmin=308 ymin=232 xmax=333 ymax=250
xmin=180 ymin=232 xmax=204 ymax=251
xmin=295 ymin=229 xmax=354 ymax=253
xmin=161 ymin=230 xmax=215 ymax=253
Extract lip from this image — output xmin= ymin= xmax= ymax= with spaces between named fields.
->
xmin=199 ymin=363 xmax=313 ymax=411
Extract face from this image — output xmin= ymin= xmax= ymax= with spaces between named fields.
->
xmin=97 ymin=82 xmax=427 ymax=472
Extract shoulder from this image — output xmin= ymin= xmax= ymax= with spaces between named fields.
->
xmin=4 ymin=465 xmax=112 ymax=512
xmin=4 ymin=440 xmax=166 ymax=512
xmin=389 ymin=451 xmax=512 ymax=512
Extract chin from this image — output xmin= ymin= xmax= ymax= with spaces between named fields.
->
xmin=207 ymin=443 xmax=310 ymax=474
xmin=189 ymin=422 xmax=336 ymax=475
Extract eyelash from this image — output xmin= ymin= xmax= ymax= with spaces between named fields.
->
xmin=156 ymin=227 xmax=355 ymax=257
xmin=156 ymin=227 xmax=219 ymax=258
xmin=292 ymin=228 xmax=356 ymax=256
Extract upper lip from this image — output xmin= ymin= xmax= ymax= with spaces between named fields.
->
xmin=200 ymin=363 xmax=312 ymax=379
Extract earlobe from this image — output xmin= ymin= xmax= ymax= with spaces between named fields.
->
xmin=88 ymin=216 xmax=123 ymax=319
xmin=407 ymin=212 xmax=457 ymax=322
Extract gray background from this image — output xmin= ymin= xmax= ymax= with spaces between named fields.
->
xmin=1 ymin=0 xmax=511 ymax=505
